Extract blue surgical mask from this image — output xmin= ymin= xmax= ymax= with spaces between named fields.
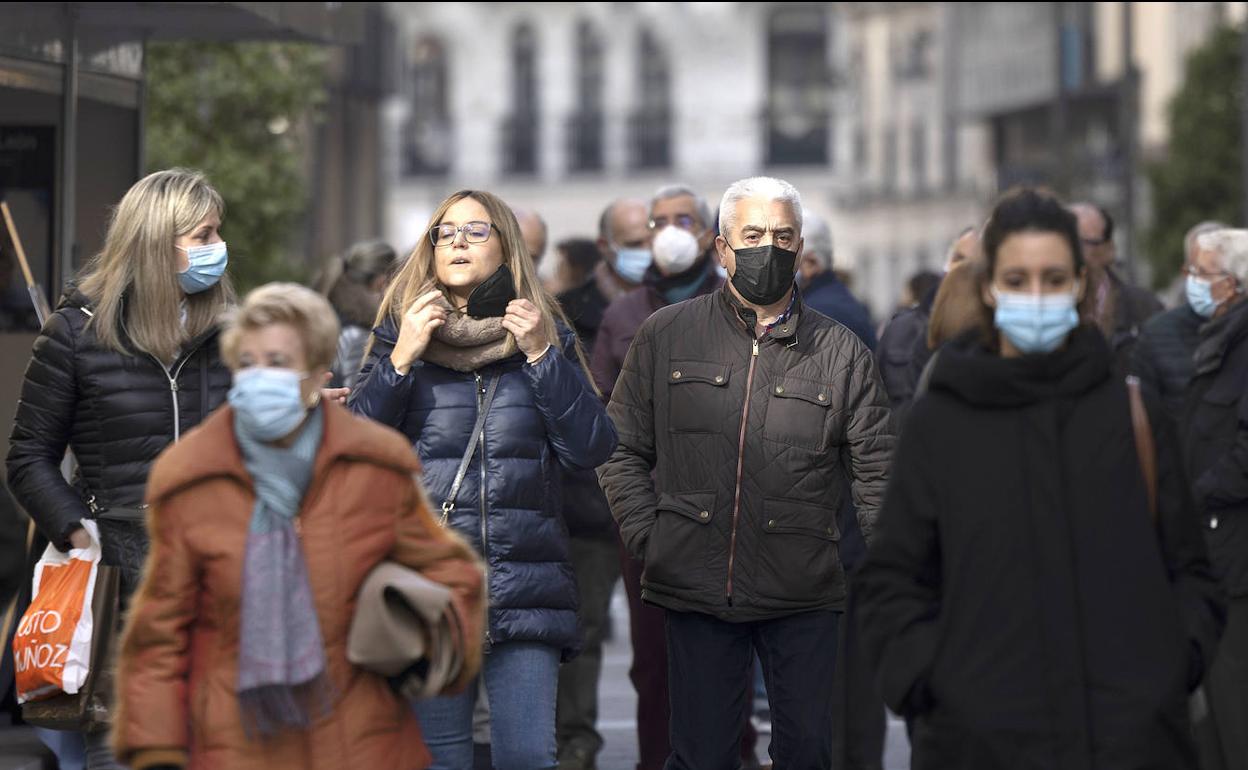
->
xmin=229 ymin=367 xmax=310 ymax=441
xmin=1186 ymin=275 xmax=1220 ymax=319
xmin=614 ymin=247 xmax=652 ymax=283
xmin=177 ymin=241 xmax=228 ymax=294
xmin=992 ymin=286 xmax=1081 ymax=355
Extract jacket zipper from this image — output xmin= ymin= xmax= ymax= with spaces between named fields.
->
xmin=726 ymin=337 xmax=760 ymax=603
xmin=156 ymin=355 xmax=195 ymax=441
xmin=475 ymin=372 xmax=494 ymax=652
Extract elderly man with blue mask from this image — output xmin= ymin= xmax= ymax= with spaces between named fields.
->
xmin=1129 ymin=220 xmax=1228 ymax=423
xmin=1182 ymin=227 xmax=1248 ymax=770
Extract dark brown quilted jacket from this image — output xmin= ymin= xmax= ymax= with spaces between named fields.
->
xmin=598 ymin=288 xmax=895 ymax=621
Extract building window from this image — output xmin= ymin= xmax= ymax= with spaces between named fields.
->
xmin=630 ymin=28 xmax=671 ymax=169
xmin=943 ymin=116 xmax=958 ymax=191
xmin=910 ymin=120 xmax=927 ymax=193
xmin=503 ymin=23 xmax=540 ymax=175
xmin=402 ymin=37 xmax=451 ymax=177
xmin=882 ymin=125 xmax=898 ymax=193
xmin=765 ymin=6 xmax=831 ymax=166
xmin=854 ymin=125 xmax=868 ymax=173
xmin=567 ymin=20 xmax=604 ymax=172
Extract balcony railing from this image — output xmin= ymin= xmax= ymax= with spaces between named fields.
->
xmin=402 ymin=117 xmax=452 ymax=177
xmin=502 ymin=112 xmax=540 ymax=175
xmin=628 ymin=110 xmax=671 ymax=170
xmin=566 ymin=111 xmax=604 ymax=172
xmin=764 ymin=108 xmax=830 ymax=166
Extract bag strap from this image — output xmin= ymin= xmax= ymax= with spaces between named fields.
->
xmin=1126 ymin=376 xmax=1158 ymax=524
xmin=440 ymin=376 xmax=499 ymax=526
xmin=199 ymin=352 xmax=209 ymax=421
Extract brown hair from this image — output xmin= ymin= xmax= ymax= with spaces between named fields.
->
xmin=370 ymin=190 xmax=593 ymax=381
xmin=221 ymin=283 xmax=340 ymax=372
xmin=78 ymin=168 xmax=235 ymax=363
xmin=928 ymin=258 xmax=987 ymax=350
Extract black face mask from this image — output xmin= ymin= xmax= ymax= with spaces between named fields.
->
xmin=727 ymin=244 xmax=798 ymax=306
xmin=466 ymin=263 xmax=517 ymax=318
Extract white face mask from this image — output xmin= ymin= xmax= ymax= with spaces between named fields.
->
xmin=652 ymin=226 xmax=701 ymax=274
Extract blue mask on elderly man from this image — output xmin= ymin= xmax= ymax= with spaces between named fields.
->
xmin=177 ymin=241 xmax=229 ymax=294
xmin=229 ymin=367 xmax=311 ymax=441
xmin=614 ymin=247 xmax=652 ymax=283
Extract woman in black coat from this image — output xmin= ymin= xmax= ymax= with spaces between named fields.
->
xmin=855 ymin=188 xmax=1225 ymax=770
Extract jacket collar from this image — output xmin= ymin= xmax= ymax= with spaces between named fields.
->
xmin=717 ymin=286 xmax=802 ymax=345
xmin=146 ymin=400 xmax=420 ymax=502
xmin=1194 ymin=299 xmax=1248 ymax=376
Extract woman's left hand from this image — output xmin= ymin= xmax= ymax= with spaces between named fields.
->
xmin=503 ymin=299 xmax=550 ymax=362
xmin=319 ymin=373 xmax=350 ymax=405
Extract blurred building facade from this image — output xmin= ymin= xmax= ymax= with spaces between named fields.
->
xmin=385 ymin=0 xmax=1246 ymax=318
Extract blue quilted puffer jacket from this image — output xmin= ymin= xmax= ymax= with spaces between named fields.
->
xmin=350 ymin=319 xmax=617 ymax=657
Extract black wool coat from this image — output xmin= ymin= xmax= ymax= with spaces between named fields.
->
xmin=856 ymin=325 xmax=1224 ymax=770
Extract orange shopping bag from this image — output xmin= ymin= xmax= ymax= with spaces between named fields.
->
xmin=13 ymin=520 xmax=102 ymax=704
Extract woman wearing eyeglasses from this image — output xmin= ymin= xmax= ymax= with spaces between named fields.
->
xmin=350 ymin=190 xmax=617 ymax=770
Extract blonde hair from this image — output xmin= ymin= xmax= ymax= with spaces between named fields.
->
xmin=371 ymin=190 xmax=593 ymax=381
xmin=78 ymin=168 xmax=235 ymax=363
xmin=221 ymin=283 xmax=340 ymax=372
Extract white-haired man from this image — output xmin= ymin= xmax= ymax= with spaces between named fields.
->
xmin=1130 ymin=220 xmax=1227 ymax=422
xmin=598 ymin=176 xmax=895 ymax=769
xmin=1183 ymin=228 xmax=1248 ymax=770
xmin=798 ymin=208 xmax=876 ymax=349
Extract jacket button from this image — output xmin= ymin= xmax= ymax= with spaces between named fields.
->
xmin=768 ymin=519 xmax=777 ymax=527
xmin=699 ymin=511 xmax=710 ymax=519
xmin=672 ymin=371 xmax=682 ymax=379
xmin=775 ymin=386 xmax=785 ymax=394
xmin=827 ymin=527 xmax=834 ymax=535
xmin=817 ymin=393 xmax=826 ymax=402
xmin=1211 ymin=516 xmax=1220 ymax=530
xmin=714 ymin=375 xmax=724 ymax=383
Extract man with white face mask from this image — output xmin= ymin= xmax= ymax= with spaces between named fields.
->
xmin=588 ymin=184 xmax=730 ymax=770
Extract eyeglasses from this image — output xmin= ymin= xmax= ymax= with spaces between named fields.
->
xmin=649 ymin=214 xmax=701 ymax=232
xmin=430 ymin=221 xmax=497 ymax=247
xmin=1080 ymin=236 xmax=1111 ymax=247
xmin=1186 ymin=265 xmax=1232 ymax=281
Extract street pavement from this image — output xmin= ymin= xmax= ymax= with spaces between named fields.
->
xmin=0 ymin=582 xmax=911 ymax=770
xmin=593 ymin=584 xmax=911 ymax=770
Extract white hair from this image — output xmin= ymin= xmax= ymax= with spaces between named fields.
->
xmin=800 ymin=207 xmax=833 ymax=271
xmin=1185 ymin=221 xmax=1228 ymax=262
xmin=1198 ymin=229 xmax=1248 ymax=284
xmin=651 ymin=184 xmax=714 ymax=231
xmin=718 ymin=177 xmax=803 ymax=240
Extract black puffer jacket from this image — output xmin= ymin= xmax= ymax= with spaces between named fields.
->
xmin=1130 ymin=303 xmax=1203 ymax=423
xmin=6 ymin=291 xmax=230 ymax=594
xmin=598 ymin=288 xmax=894 ymax=621
xmin=1184 ymin=300 xmax=1248 ymax=598
xmin=857 ymin=326 xmax=1223 ymax=770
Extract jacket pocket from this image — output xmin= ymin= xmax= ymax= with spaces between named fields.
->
xmin=666 ymin=360 xmax=732 ymax=434
xmin=762 ymin=376 xmax=833 ymax=451
xmin=643 ymin=490 xmax=716 ymax=592
xmin=755 ymin=497 xmax=841 ymax=604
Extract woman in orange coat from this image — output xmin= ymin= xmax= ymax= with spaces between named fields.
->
xmin=111 ymin=283 xmax=485 ymax=770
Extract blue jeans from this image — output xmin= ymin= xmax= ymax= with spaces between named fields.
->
xmin=35 ymin=728 xmax=84 ymax=770
xmin=414 ymin=641 xmax=560 ymax=770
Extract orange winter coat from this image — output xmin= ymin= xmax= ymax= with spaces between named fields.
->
xmin=111 ymin=402 xmax=485 ymax=770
